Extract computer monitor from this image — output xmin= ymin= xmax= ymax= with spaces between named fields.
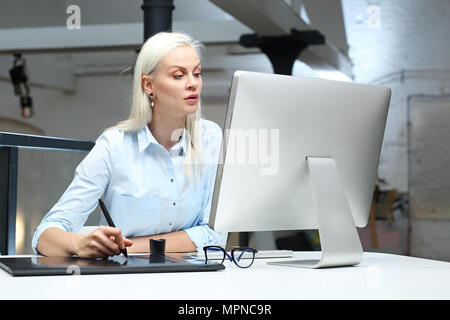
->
xmin=209 ymin=70 xmax=391 ymax=268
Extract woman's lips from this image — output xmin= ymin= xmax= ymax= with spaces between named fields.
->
xmin=184 ymin=95 xmax=199 ymax=103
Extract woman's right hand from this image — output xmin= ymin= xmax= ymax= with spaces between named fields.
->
xmin=73 ymin=226 xmax=133 ymax=258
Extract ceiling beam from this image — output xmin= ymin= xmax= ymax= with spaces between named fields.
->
xmin=0 ymin=20 xmax=252 ymax=55
xmin=209 ymin=0 xmax=353 ymax=79
xmin=210 ymin=0 xmax=310 ymax=36
xmin=301 ymin=0 xmax=349 ymax=54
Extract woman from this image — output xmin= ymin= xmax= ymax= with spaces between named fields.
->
xmin=32 ymin=32 xmax=227 ymax=258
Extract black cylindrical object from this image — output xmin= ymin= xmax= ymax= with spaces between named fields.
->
xmin=141 ymin=0 xmax=175 ymax=41
xmin=150 ymin=238 xmax=166 ymax=255
xmin=149 ymin=239 xmax=166 ymax=263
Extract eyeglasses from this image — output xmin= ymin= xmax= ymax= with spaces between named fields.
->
xmin=203 ymin=246 xmax=258 ymax=268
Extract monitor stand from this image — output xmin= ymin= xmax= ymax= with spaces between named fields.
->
xmin=268 ymin=157 xmax=363 ymax=268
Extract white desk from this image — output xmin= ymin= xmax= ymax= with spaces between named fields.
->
xmin=0 ymin=252 xmax=449 ymax=300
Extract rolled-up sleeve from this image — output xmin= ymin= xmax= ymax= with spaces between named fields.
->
xmin=31 ymin=133 xmax=113 ymax=254
xmin=184 ymin=124 xmax=228 ymax=250
xmin=184 ymin=173 xmax=228 ymax=250
xmin=183 ymin=174 xmax=228 ymax=250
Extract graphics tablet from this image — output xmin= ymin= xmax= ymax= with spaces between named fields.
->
xmin=0 ymin=254 xmax=224 ymax=277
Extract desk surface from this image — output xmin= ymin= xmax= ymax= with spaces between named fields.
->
xmin=1 ymin=252 xmax=449 ymax=300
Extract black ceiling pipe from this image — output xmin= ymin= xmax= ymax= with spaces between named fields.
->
xmin=141 ymin=0 xmax=175 ymax=42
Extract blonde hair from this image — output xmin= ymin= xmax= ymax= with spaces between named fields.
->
xmin=108 ymin=32 xmax=205 ymax=181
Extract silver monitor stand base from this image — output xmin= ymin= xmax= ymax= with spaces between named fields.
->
xmin=268 ymin=157 xmax=363 ymax=269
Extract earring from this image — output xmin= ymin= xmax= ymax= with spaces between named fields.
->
xmin=149 ymin=92 xmax=155 ymax=108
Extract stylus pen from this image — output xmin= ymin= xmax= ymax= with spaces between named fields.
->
xmin=98 ymin=199 xmax=128 ymax=258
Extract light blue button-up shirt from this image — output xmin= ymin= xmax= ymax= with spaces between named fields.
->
xmin=32 ymin=118 xmax=227 ymax=254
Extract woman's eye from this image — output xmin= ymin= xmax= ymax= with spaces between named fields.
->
xmin=172 ymin=72 xmax=202 ymax=79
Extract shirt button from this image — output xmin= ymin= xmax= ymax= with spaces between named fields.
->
xmin=170 ymin=178 xmax=174 ymax=183
xmin=169 ymin=222 xmax=172 ymax=226
xmin=173 ymin=202 xmax=176 ymax=206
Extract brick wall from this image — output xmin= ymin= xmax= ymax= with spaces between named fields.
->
xmin=342 ymin=0 xmax=450 ymax=261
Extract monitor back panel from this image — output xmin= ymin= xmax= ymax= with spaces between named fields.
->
xmin=210 ymin=71 xmax=391 ymax=231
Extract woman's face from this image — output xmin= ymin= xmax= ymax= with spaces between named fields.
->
xmin=142 ymin=45 xmax=202 ymax=118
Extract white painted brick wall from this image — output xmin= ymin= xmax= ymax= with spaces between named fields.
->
xmin=342 ymin=0 xmax=450 ymax=261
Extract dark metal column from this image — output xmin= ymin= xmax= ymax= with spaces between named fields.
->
xmin=240 ymin=29 xmax=325 ymax=75
xmin=141 ymin=0 xmax=175 ymax=41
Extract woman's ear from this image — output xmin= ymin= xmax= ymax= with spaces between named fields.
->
xmin=141 ymin=74 xmax=154 ymax=95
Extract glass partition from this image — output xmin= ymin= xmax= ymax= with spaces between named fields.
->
xmin=15 ymin=148 xmax=100 ymax=254
xmin=0 ymin=132 xmax=96 ymax=255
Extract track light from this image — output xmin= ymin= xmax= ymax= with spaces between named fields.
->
xmin=9 ymin=53 xmax=33 ymax=118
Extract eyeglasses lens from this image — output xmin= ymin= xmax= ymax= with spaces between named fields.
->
xmin=205 ymin=247 xmax=226 ymax=264
xmin=232 ymin=249 xmax=255 ymax=268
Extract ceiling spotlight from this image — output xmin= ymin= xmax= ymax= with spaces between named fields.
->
xmin=9 ymin=53 xmax=33 ymax=118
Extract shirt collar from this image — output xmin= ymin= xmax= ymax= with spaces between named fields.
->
xmin=172 ymin=127 xmax=187 ymax=155
xmin=138 ymin=125 xmax=187 ymax=155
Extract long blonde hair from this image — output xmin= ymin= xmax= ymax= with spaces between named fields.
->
xmin=108 ymin=32 xmax=205 ymax=181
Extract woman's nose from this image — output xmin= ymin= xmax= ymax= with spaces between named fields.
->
xmin=186 ymin=75 xmax=200 ymax=89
